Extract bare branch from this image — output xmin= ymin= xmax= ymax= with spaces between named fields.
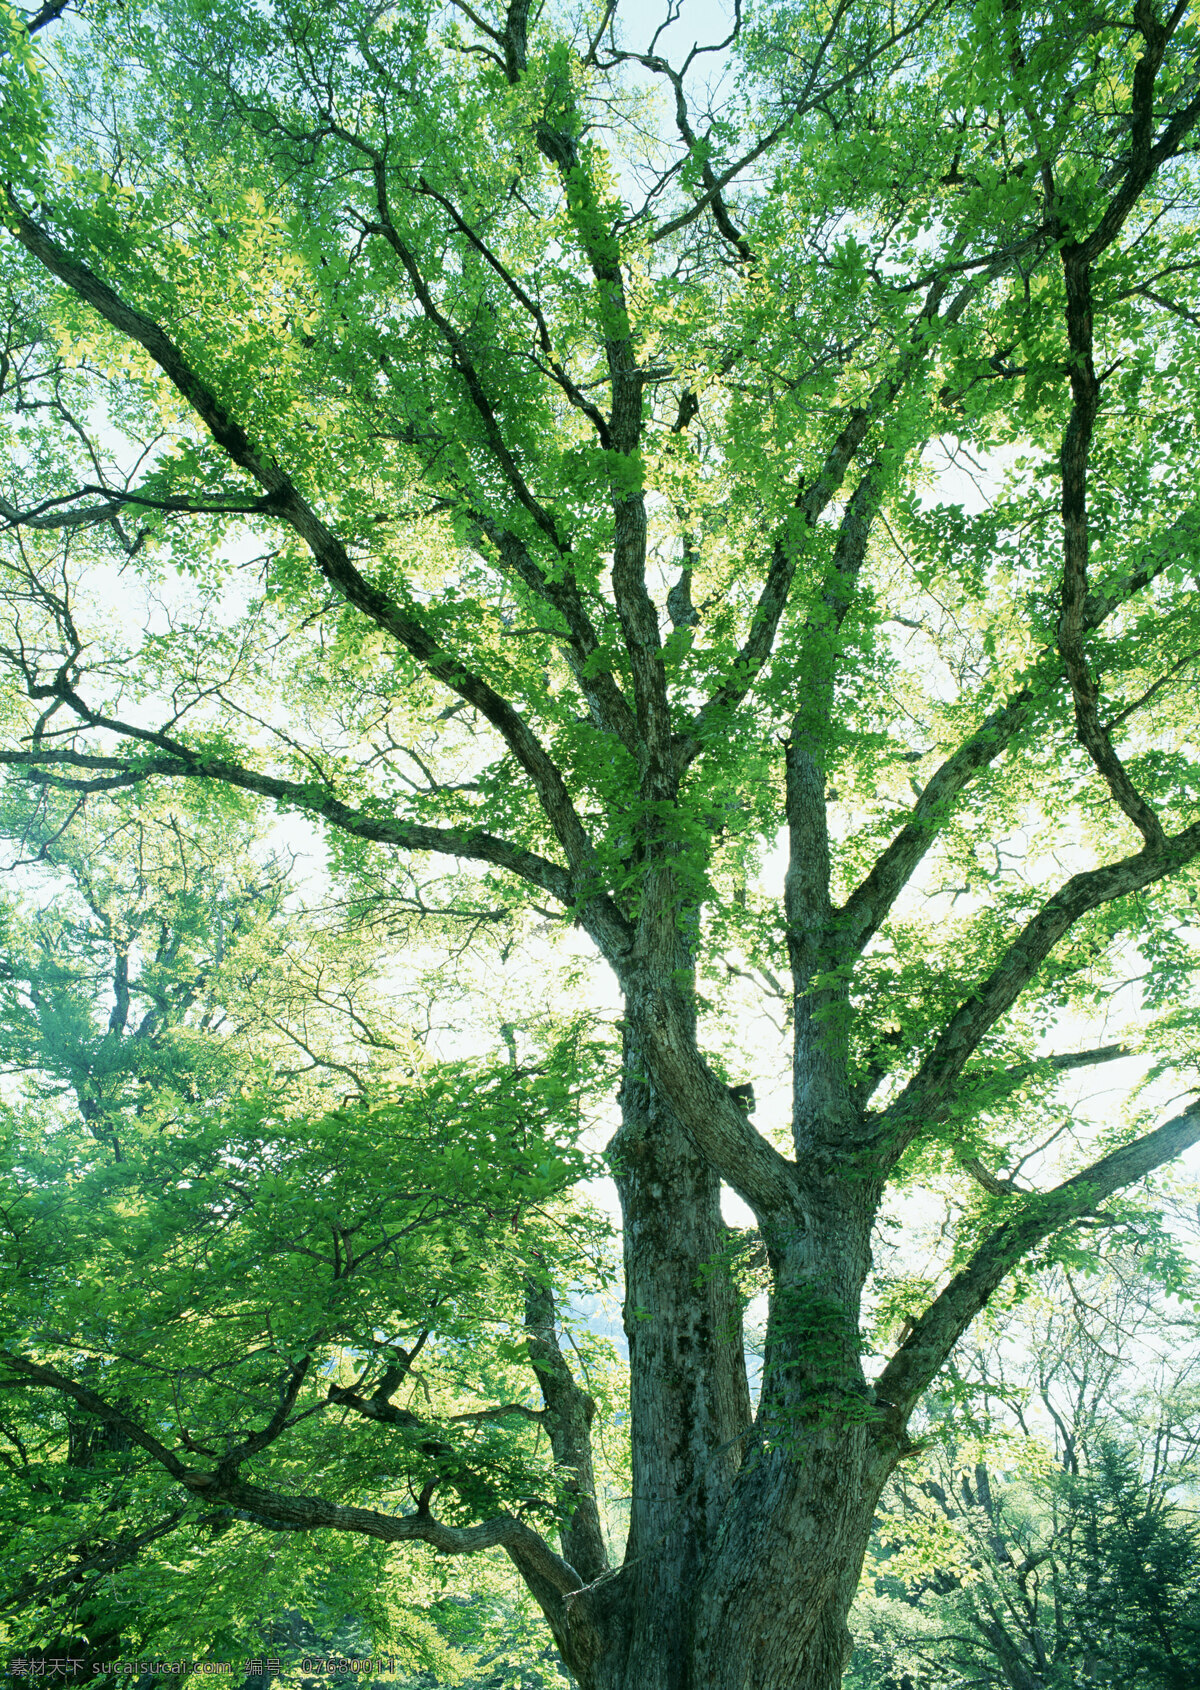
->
xmin=0 ymin=490 xmax=126 ymax=531
xmin=615 ymin=38 xmax=754 ymax=262
xmin=206 ymin=1473 xmax=584 ymax=1592
xmin=446 ymin=0 xmax=505 ymax=49
xmin=524 ymin=1263 xmax=608 ymax=1582
xmin=0 ymin=485 xmax=278 ymax=530
xmin=1046 ymin=9 xmax=1200 ymax=844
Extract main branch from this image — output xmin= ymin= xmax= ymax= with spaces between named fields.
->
xmin=874 ymin=1102 xmax=1200 ymax=1418
xmin=5 ymin=202 xmax=600 ymax=880
xmin=0 ymin=1350 xmax=583 ymax=1594
xmin=877 ymin=820 xmax=1200 ymax=1162
xmin=0 ymin=740 xmax=641 ymax=961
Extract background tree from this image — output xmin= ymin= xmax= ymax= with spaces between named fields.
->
xmin=2 ymin=1 xmax=1200 ymax=1687
xmin=849 ymin=1243 xmax=1200 ymax=1690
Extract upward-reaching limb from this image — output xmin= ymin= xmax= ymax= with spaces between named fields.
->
xmin=524 ymin=1265 xmax=609 ymax=1584
xmin=835 ymin=505 xmax=1200 ymax=960
xmin=873 ymin=1102 xmax=1200 ymax=1423
xmin=874 ymin=817 xmax=1200 ymax=1168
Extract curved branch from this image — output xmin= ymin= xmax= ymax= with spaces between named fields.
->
xmin=630 ymin=978 xmax=804 ymax=1225
xmin=0 ymin=1508 xmax=191 ymax=1620
xmin=474 ymin=518 xmax=639 ymax=752
xmin=617 ymin=33 xmax=755 ymax=262
xmin=0 ymin=1348 xmax=584 ymax=1601
xmin=345 ymin=167 xmax=572 ymax=560
xmin=493 ymin=5 xmax=672 ymax=787
xmin=413 ymin=177 xmax=614 ymax=444
xmin=876 ymin=818 xmax=1200 ymax=1163
xmin=837 ymin=507 xmax=1200 ymax=956
xmin=875 ymin=1102 xmax=1200 ymax=1420
xmin=524 ymin=1264 xmax=608 ymax=1582
xmin=4 ymin=200 xmax=600 ymax=879
xmin=679 ymin=264 xmax=987 ymax=769
xmin=0 ymin=742 xmax=576 ymax=904
xmin=982 ymin=1040 xmax=1132 ymax=1091
xmin=0 ymin=1352 xmax=191 ymax=1479
xmin=1057 ymin=236 xmax=1165 ymax=847
xmin=220 ymin=1356 xmax=312 ymax=1470
xmin=18 ymin=0 xmax=72 ymax=36
xmin=0 ymin=485 xmax=277 ymax=529
xmin=193 ymin=1479 xmax=584 ymax=1613
xmin=642 ymin=0 xmax=941 ymax=249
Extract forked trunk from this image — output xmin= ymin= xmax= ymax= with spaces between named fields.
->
xmin=561 ymin=1426 xmax=890 ymax=1690
xmin=549 ymin=1053 xmax=893 ymax=1690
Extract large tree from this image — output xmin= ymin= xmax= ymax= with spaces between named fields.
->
xmin=2 ymin=0 xmax=1200 ymax=1685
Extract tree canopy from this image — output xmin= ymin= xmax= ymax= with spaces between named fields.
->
xmin=1 ymin=1 xmax=1199 ymax=1687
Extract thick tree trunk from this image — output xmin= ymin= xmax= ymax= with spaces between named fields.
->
xmin=680 ymin=1184 xmax=890 ymax=1690
xmin=687 ymin=1437 xmax=889 ymax=1690
xmin=564 ymin=1424 xmax=890 ymax=1690
xmin=552 ymin=1040 xmax=892 ymax=1690
xmin=592 ymin=1038 xmax=752 ymax=1690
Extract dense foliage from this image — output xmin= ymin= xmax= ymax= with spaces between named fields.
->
xmin=0 ymin=793 xmax=613 ymax=1677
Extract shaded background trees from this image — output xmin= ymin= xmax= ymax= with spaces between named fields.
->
xmin=851 ymin=1246 xmax=1200 ymax=1690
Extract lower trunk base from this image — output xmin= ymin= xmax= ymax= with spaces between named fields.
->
xmin=563 ymin=1441 xmax=886 ymax=1690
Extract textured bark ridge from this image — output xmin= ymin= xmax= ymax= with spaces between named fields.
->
xmin=602 ymin=1051 xmax=754 ymax=1689
xmin=555 ymin=1077 xmax=894 ymax=1690
xmin=548 ymin=981 xmax=896 ymax=1690
xmin=543 ymin=1067 xmax=884 ymax=1690
xmin=688 ymin=1443 xmax=884 ymax=1690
